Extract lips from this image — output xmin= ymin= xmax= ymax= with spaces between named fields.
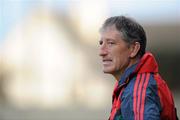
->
xmin=102 ymin=59 xmax=112 ymax=65
xmin=103 ymin=59 xmax=112 ymax=62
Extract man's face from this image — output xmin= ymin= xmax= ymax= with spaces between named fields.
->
xmin=99 ymin=25 xmax=131 ymax=76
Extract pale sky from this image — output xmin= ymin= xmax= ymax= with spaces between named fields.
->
xmin=0 ymin=0 xmax=179 ymax=42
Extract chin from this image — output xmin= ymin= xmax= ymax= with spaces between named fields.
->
xmin=103 ymin=68 xmax=115 ymax=74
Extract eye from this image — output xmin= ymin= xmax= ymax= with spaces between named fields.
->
xmin=108 ymin=41 xmax=115 ymax=45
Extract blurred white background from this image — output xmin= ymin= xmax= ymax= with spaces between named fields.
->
xmin=0 ymin=0 xmax=180 ymax=119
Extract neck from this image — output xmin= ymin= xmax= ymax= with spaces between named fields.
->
xmin=113 ymin=58 xmax=139 ymax=81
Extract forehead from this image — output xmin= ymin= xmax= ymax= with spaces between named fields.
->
xmin=100 ymin=25 xmax=122 ymax=40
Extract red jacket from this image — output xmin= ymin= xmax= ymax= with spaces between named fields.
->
xmin=109 ymin=52 xmax=177 ymax=120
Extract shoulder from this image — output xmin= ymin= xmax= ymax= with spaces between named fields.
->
xmin=123 ymin=73 xmax=158 ymax=94
xmin=120 ymin=73 xmax=161 ymax=119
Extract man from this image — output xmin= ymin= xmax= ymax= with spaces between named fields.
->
xmin=99 ymin=16 xmax=178 ymax=120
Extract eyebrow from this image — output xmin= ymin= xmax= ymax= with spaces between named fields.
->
xmin=100 ymin=38 xmax=116 ymax=42
xmin=107 ymin=38 xmax=116 ymax=41
xmin=105 ymin=38 xmax=118 ymax=43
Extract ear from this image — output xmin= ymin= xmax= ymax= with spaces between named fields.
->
xmin=129 ymin=42 xmax=140 ymax=58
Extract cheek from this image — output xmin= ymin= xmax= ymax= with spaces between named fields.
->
xmin=116 ymin=55 xmax=128 ymax=65
xmin=110 ymin=45 xmax=130 ymax=66
xmin=114 ymin=51 xmax=130 ymax=66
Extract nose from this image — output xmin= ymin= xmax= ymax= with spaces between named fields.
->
xmin=99 ymin=43 xmax=108 ymax=57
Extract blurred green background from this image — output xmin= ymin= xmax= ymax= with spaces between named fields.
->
xmin=0 ymin=0 xmax=179 ymax=119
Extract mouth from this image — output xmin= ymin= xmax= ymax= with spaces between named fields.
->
xmin=102 ymin=59 xmax=112 ymax=65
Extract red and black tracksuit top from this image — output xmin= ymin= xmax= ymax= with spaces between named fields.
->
xmin=109 ymin=52 xmax=178 ymax=120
